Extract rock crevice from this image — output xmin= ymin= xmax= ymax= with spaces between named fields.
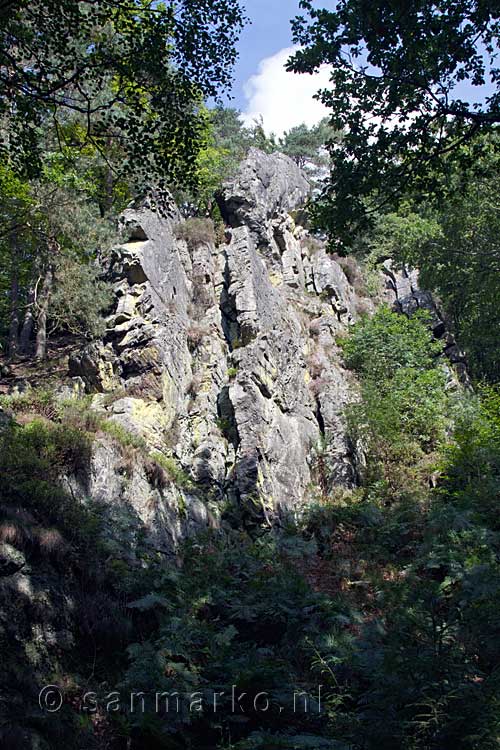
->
xmin=69 ymin=149 xmax=438 ymax=550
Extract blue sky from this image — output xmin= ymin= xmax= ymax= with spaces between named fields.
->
xmin=230 ymin=0 xmax=307 ymax=110
xmin=224 ymin=0 xmax=337 ymax=135
xmin=229 ymin=1 xmax=496 ymax=137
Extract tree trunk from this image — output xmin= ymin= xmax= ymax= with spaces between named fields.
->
xmin=34 ymin=234 xmax=60 ymax=360
xmin=7 ymin=230 xmax=20 ymax=358
xmin=19 ymin=286 xmax=35 ymax=354
xmin=34 ymin=265 xmax=54 ymax=360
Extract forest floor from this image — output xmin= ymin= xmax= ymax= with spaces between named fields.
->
xmin=0 ymin=335 xmax=82 ymax=394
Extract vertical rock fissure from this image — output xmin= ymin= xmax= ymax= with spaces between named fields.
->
xmin=216 ymin=385 xmax=239 ymax=453
xmin=219 ymin=249 xmax=242 ymax=351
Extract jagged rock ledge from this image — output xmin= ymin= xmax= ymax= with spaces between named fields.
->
xmin=66 ymin=148 xmax=463 ymax=553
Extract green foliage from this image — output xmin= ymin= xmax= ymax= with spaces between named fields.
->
xmin=99 ymin=419 xmax=148 ymax=452
xmin=0 ymin=0 xmax=247 ymax=191
xmin=440 ymin=386 xmax=500 ymax=517
xmin=0 ymin=153 xmax=117 ymax=355
xmin=370 ymin=208 xmax=443 ymax=263
xmin=341 ymin=306 xmax=442 ymax=381
xmin=280 ymin=119 xmax=337 ymax=169
xmin=372 ymin=141 xmax=500 ymax=383
xmin=149 ymin=452 xmax=193 ymax=490
xmin=294 ymin=377 xmax=500 ymax=749
xmin=288 ymin=1 xmax=500 ymax=243
xmin=342 ymin=308 xmax=449 ymax=504
xmin=0 ymin=419 xmax=94 ymax=540
xmin=362 ymin=137 xmax=500 ymax=384
xmin=210 ymin=106 xmax=257 ymax=168
xmin=122 ymin=528 xmax=336 ymax=745
xmin=49 ymin=256 xmax=113 ymax=338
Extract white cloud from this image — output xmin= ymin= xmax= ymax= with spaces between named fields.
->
xmin=242 ymin=46 xmax=331 ymax=137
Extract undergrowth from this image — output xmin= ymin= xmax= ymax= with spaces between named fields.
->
xmin=1 ymin=310 xmax=499 ymax=749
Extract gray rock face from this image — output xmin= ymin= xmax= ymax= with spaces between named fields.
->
xmin=7 ymin=149 xmax=464 ymax=553
xmin=70 ymin=150 xmax=375 ymax=548
xmin=219 ymin=147 xmax=310 ymax=243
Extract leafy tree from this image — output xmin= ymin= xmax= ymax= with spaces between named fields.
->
xmin=48 ymin=257 xmax=112 ymax=340
xmin=280 ymin=118 xmax=336 ymax=168
xmin=288 ymin=0 xmax=500 ymax=242
xmin=369 ymin=137 xmax=500 ymax=383
xmin=249 ymin=115 xmax=279 ymax=154
xmin=0 ymin=165 xmax=35 ymax=356
xmin=0 ymin=0 xmax=246 ymax=190
xmin=210 ymin=106 xmax=256 ymax=167
xmin=0 ymin=155 xmax=115 ymax=359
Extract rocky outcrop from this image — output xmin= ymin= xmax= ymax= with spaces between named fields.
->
xmin=3 ymin=148 xmax=465 ymax=554
xmin=382 ymin=260 xmax=470 ymax=384
xmin=218 ymin=147 xmax=310 ymax=244
xmin=67 ymin=149 xmax=467 ymax=548
xmin=68 ymin=150 xmax=370 ymax=541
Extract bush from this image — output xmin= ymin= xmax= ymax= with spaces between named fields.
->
xmin=292 ymin=384 xmax=500 ymax=750
xmin=0 ymin=419 xmax=95 ymax=542
xmin=175 ymin=217 xmax=216 ymax=247
xmin=0 ymin=388 xmax=59 ymax=421
xmin=149 ymin=451 xmax=193 ymax=489
xmin=342 ymin=305 xmax=442 ymax=380
xmin=343 ymin=307 xmax=450 ymax=504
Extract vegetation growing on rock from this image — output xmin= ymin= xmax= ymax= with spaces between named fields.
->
xmin=0 ymin=2 xmax=499 ymax=749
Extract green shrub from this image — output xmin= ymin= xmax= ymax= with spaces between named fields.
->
xmin=342 ymin=307 xmax=450 ymax=505
xmin=341 ymin=305 xmax=442 ymax=380
xmin=99 ymin=420 xmax=147 ymax=451
xmin=0 ymin=419 xmax=95 ymax=541
xmin=292 ymin=386 xmax=500 ymax=749
xmin=0 ymin=388 xmax=59 ymax=420
xmin=149 ymin=451 xmax=193 ymax=489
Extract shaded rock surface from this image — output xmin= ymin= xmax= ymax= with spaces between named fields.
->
xmin=69 ymin=150 xmax=369 ymax=540
xmin=68 ymin=149 xmax=462 ymax=545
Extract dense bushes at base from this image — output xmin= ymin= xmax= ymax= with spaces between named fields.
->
xmin=0 ymin=418 xmax=95 ymax=543
xmin=102 ymin=310 xmax=499 ymax=749
xmin=341 ymin=307 xmax=451 ymax=504
xmin=1 ymin=309 xmax=499 ymax=749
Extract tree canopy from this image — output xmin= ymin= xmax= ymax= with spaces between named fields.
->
xmin=279 ymin=118 xmax=336 ymax=168
xmin=288 ymin=0 xmax=500 ymax=242
xmin=0 ymin=0 xmax=246 ymax=190
xmin=369 ymin=135 xmax=500 ymax=383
